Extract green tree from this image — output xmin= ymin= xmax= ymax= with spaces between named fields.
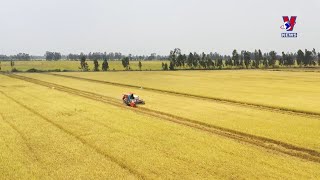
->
xmin=200 ymin=52 xmax=207 ymax=69
xmin=225 ymin=58 xmax=233 ymax=67
xmin=176 ymin=54 xmax=183 ymax=68
xmin=286 ymin=53 xmax=294 ymax=67
xmin=280 ymin=52 xmax=286 ymax=66
xmin=102 ymin=59 xmax=109 ymax=71
xmin=243 ymin=51 xmax=251 ymax=69
xmin=240 ymin=50 xmax=245 ymax=68
xmin=206 ymin=54 xmax=213 ymax=69
xmin=262 ymin=57 xmax=269 ymax=68
xmin=258 ymin=49 xmax=263 ymax=64
xmin=232 ymin=49 xmax=240 ymax=67
xmin=138 ymin=61 xmax=142 ymax=71
xmin=169 ymin=61 xmax=174 ymax=70
xmin=193 ymin=52 xmax=200 ymax=68
xmin=217 ymin=58 xmax=223 ymax=69
xmin=318 ymin=53 xmax=320 ymax=66
xmin=122 ymin=57 xmax=130 ymax=70
xmin=169 ymin=48 xmax=181 ymax=69
xmin=93 ymin=59 xmax=99 ymax=71
xmin=296 ymin=49 xmax=304 ymax=67
xmin=312 ymin=48 xmax=317 ymax=66
xmin=79 ymin=53 xmax=89 ymax=71
xmin=304 ymin=49 xmax=313 ymax=66
xmin=163 ymin=63 xmax=168 ymax=70
xmin=187 ymin=53 xmax=194 ymax=68
xmin=254 ymin=50 xmax=260 ymax=68
xmin=10 ymin=60 xmax=15 ymax=70
xmin=181 ymin=54 xmax=186 ymax=67
xmin=269 ymin=51 xmax=277 ymax=68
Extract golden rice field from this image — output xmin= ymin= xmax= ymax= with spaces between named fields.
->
xmin=0 ymin=70 xmax=320 ymax=179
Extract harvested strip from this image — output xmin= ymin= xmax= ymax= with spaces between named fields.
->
xmin=6 ymin=73 xmax=320 ymax=163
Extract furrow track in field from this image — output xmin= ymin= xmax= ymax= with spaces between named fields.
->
xmin=5 ymin=73 xmax=320 ymax=163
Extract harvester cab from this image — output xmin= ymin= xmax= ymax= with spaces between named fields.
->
xmin=122 ymin=93 xmax=145 ymax=107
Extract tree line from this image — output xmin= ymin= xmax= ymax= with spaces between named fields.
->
xmin=0 ymin=53 xmax=31 ymax=61
xmin=164 ymin=48 xmax=320 ymax=70
xmin=77 ymin=53 xmax=143 ymax=72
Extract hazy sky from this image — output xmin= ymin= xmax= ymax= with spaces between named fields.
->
xmin=0 ymin=0 xmax=319 ymax=55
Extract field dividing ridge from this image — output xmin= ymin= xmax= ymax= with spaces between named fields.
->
xmin=48 ymin=72 xmax=320 ymax=118
xmin=5 ymin=73 xmax=320 ymax=163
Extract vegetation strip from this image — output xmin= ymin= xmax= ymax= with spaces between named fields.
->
xmin=0 ymin=89 xmax=146 ymax=179
xmin=47 ymin=73 xmax=320 ymax=119
xmin=6 ymin=73 xmax=320 ymax=163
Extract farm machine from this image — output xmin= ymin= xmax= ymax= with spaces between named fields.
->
xmin=122 ymin=93 xmax=145 ymax=107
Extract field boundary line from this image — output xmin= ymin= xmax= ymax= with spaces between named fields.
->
xmin=0 ymin=89 xmax=146 ymax=179
xmin=6 ymin=73 xmax=320 ymax=163
xmin=47 ymin=73 xmax=320 ymax=119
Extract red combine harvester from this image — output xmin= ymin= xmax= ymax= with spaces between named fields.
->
xmin=122 ymin=93 xmax=145 ymax=107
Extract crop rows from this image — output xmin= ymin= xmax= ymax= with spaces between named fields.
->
xmin=48 ymin=72 xmax=320 ymax=118
xmin=5 ymin=73 xmax=320 ymax=163
xmin=0 ymin=90 xmax=145 ymax=179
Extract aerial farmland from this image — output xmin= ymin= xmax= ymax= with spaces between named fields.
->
xmin=1 ymin=0 xmax=319 ymax=179
xmin=0 ymin=70 xmax=319 ymax=179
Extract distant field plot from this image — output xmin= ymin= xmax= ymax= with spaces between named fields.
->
xmin=1 ymin=70 xmax=320 ymax=179
xmin=0 ymin=60 xmax=166 ymax=71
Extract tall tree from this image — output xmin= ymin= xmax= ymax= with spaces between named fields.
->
xmin=280 ymin=52 xmax=286 ymax=66
xmin=254 ymin=50 xmax=260 ymax=68
xmin=122 ymin=57 xmax=130 ymax=70
xmin=258 ymin=49 xmax=263 ymax=64
xmin=312 ymin=48 xmax=317 ymax=66
xmin=206 ymin=54 xmax=213 ymax=69
xmin=296 ymin=50 xmax=304 ymax=67
xmin=200 ymin=52 xmax=207 ymax=69
xmin=232 ymin=49 xmax=240 ymax=67
xmin=240 ymin=50 xmax=245 ymax=67
xmin=243 ymin=51 xmax=251 ymax=69
xmin=169 ymin=48 xmax=181 ymax=69
xmin=93 ymin=58 xmax=99 ymax=71
xmin=187 ymin=53 xmax=194 ymax=68
xmin=269 ymin=51 xmax=277 ymax=68
xmin=79 ymin=53 xmax=89 ymax=71
xmin=138 ymin=61 xmax=142 ymax=71
xmin=176 ymin=54 xmax=183 ymax=68
xmin=217 ymin=58 xmax=223 ymax=69
xmin=193 ymin=52 xmax=200 ymax=68
xmin=169 ymin=61 xmax=174 ymax=70
xmin=101 ymin=59 xmax=109 ymax=71
xmin=304 ymin=49 xmax=313 ymax=66
xmin=262 ymin=56 xmax=268 ymax=68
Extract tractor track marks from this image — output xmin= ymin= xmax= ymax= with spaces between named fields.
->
xmin=48 ymin=73 xmax=320 ymax=119
xmin=0 ymin=89 xmax=146 ymax=180
xmin=6 ymin=73 xmax=320 ymax=164
xmin=0 ymin=111 xmax=39 ymax=161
